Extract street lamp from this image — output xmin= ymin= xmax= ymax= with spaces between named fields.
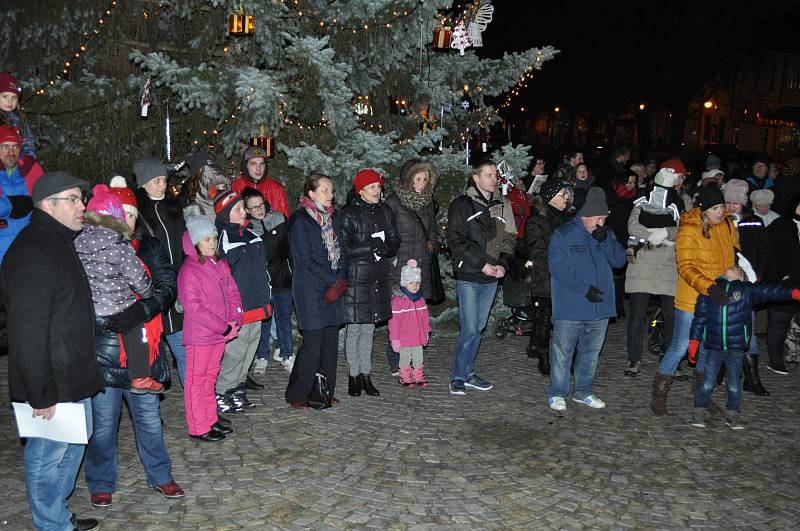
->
xmin=704 ymin=100 xmax=713 ymax=109
xmin=554 ymin=106 xmax=560 ymax=112
xmin=639 ymin=103 xmax=646 ymax=111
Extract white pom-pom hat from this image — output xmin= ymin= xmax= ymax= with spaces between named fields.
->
xmin=400 ymin=258 xmax=422 ymax=286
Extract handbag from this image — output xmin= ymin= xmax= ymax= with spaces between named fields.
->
xmin=428 ymin=249 xmax=446 ymax=305
xmin=308 ymin=372 xmax=332 ymax=409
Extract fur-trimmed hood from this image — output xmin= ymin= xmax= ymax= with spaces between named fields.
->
xmin=83 ymin=210 xmax=133 ymax=240
xmin=397 ymin=159 xmax=438 ymax=193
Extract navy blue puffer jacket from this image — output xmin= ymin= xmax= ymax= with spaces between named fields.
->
xmin=690 ymin=278 xmax=794 ymax=352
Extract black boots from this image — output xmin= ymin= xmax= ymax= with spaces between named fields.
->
xmin=348 ymin=376 xmax=361 ymax=397
xmin=359 ymin=373 xmax=380 ymax=396
xmin=743 ymin=355 xmax=769 ymax=396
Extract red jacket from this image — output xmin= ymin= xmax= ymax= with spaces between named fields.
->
xmin=507 ymin=187 xmax=531 ymax=238
xmin=231 ymin=175 xmax=290 ymax=218
xmin=388 ymin=294 xmax=431 ymax=348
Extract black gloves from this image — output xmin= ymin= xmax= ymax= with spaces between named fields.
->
xmin=591 ymin=224 xmax=608 ymax=242
xmin=585 ymin=286 xmax=604 ymax=303
xmin=371 ymin=239 xmax=389 ymax=257
xmin=105 ymin=301 xmax=148 ymax=333
xmin=708 ymin=284 xmax=730 ymax=306
xmin=9 ymin=196 xmax=34 ymax=219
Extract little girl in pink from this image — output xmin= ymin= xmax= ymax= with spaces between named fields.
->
xmin=178 ymin=216 xmax=243 ymax=442
xmin=388 ymin=259 xmax=432 ymax=387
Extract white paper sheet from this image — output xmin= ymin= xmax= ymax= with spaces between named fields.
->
xmin=12 ymin=402 xmax=88 ymax=444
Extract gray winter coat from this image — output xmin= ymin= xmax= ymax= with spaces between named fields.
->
xmin=624 ymin=206 xmax=678 ymax=296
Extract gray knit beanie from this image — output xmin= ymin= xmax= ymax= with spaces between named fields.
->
xmin=186 ymin=215 xmax=218 ymax=245
xmin=133 ymin=157 xmax=167 ymax=187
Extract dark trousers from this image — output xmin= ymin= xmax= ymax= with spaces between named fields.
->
xmin=627 ymin=293 xmax=675 ymax=362
xmin=526 ymin=296 xmax=552 ymax=352
xmin=285 ymin=326 xmax=339 ymax=402
xmin=767 ymin=307 xmax=799 ymax=367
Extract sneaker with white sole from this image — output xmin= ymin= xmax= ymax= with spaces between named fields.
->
xmin=548 ymin=396 xmax=567 ymax=411
xmin=464 ymin=374 xmax=493 ymax=391
xmin=572 ymin=394 xmax=606 ymax=409
xmin=252 ymin=357 xmax=268 ymax=375
xmin=281 ymin=354 xmax=295 ymax=373
xmin=449 ymin=379 xmax=466 ymax=395
xmin=272 ymin=348 xmax=282 ymax=363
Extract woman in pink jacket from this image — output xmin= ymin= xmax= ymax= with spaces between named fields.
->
xmin=178 ymin=216 xmax=243 ymax=442
xmin=388 ymin=259 xmax=432 ymax=387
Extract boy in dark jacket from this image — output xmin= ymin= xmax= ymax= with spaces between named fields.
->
xmin=689 ymin=265 xmax=800 ymax=429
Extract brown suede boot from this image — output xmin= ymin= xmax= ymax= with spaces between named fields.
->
xmin=693 ymin=370 xmax=723 ymax=416
xmin=651 ymin=372 xmax=673 ymax=416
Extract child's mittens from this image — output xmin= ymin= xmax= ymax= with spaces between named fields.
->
xmin=688 ymin=339 xmax=700 ymax=364
xmin=792 ymin=289 xmax=800 ymax=301
xmin=223 ymin=321 xmax=240 ymax=341
xmin=647 ymin=227 xmax=668 ymax=245
xmin=391 ymin=340 xmax=402 ymax=353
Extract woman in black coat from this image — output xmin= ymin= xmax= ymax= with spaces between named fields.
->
xmin=285 ymin=174 xmax=349 ymax=409
xmin=339 ymin=169 xmax=400 ymax=397
xmin=765 ymin=193 xmax=800 ymax=376
xmin=523 ymin=179 xmax=573 ymax=375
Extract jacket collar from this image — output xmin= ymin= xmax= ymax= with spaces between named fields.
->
xmin=31 ymin=208 xmax=82 ymax=241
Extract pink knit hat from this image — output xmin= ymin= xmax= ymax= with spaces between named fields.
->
xmin=87 ymin=184 xmax=126 ymax=222
xmin=723 ymin=179 xmax=749 ymax=205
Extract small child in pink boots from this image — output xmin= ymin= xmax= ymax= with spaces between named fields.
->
xmin=388 ymin=259 xmax=432 ymax=387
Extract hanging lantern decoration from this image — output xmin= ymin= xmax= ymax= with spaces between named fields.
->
xmin=450 ymin=22 xmax=472 ymax=56
xmin=390 ymin=97 xmax=408 ymax=116
xmin=249 ymin=126 xmax=274 ymax=158
xmin=432 ymin=25 xmax=452 ymax=50
xmin=229 ymin=2 xmax=255 ymax=35
xmin=140 ymin=78 xmax=152 ymax=118
xmin=353 ymin=95 xmax=372 ymax=116
xmin=419 ymin=109 xmax=439 ymax=135
xmin=467 ymin=0 xmax=494 ymax=47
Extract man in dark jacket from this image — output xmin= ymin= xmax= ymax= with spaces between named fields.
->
xmin=446 ymin=160 xmax=517 ymax=395
xmin=1 ymin=171 xmax=103 ymax=531
xmin=546 ymin=187 xmax=626 ymax=411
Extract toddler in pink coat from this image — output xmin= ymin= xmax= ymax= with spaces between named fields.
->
xmin=177 ymin=216 xmax=243 ymax=442
xmin=388 ymin=259 xmax=432 ymax=387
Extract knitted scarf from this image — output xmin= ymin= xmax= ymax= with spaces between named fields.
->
xmin=299 ymin=196 xmax=340 ymax=270
xmin=395 ymin=183 xmax=433 ymax=212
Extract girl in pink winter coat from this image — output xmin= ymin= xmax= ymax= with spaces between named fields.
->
xmin=177 ymin=216 xmax=243 ymax=442
xmin=388 ymin=259 xmax=432 ymax=387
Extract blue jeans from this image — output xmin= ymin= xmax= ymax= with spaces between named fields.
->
xmin=548 ymin=319 xmax=608 ymax=400
xmin=450 ymin=280 xmax=497 ymax=382
xmin=255 ymin=319 xmax=272 ymax=361
xmin=257 ymin=290 xmax=294 ymax=360
xmin=657 ymin=309 xmax=707 ymax=375
xmin=23 ymin=397 xmax=92 ymax=531
xmin=695 ymin=349 xmax=743 ymax=411
xmin=165 ymin=330 xmax=186 ymax=385
xmin=85 ymin=388 xmax=173 ymax=494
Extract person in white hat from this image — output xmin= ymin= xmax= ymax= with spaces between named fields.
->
xmin=750 ymin=189 xmax=779 ymax=227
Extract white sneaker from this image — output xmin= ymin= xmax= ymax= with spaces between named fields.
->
xmin=281 ymin=354 xmax=295 ymax=373
xmin=572 ymin=394 xmax=606 ymax=409
xmin=272 ymin=348 xmax=282 ymax=362
xmin=548 ymin=396 xmax=567 ymax=411
xmin=252 ymin=358 xmax=268 ymax=374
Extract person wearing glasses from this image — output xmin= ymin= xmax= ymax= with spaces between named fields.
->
xmin=241 ymin=187 xmax=295 ymax=375
xmin=2 ymin=172 xmax=103 ymax=531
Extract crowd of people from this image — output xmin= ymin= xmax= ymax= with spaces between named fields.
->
xmin=3 ymin=66 xmax=800 ymax=530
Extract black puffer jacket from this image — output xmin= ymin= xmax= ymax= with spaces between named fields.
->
xmin=766 ymin=194 xmax=800 ymax=313
xmin=1 ymin=210 xmax=104 ymax=408
xmin=135 ymin=188 xmax=185 ymax=334
xmin=384 ymin=160 xmax=438 ymax=297
xmin=95 ymin=233 xmax=177 ymax=388
xmin=248 ymin=206 xmax=292 ymax=292
xmin=736 ymin=211 xmax=772 ymax=279
xmin=524 ymin=196 xmax=574 ymax=297
xmin=339 ymin=196 xmax=400 ymax=324
xmin=690 ymin=278 xmax=793 ymax=352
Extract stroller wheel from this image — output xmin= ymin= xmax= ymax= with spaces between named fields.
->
xmin=494 ymin=320 xmax=507 ymax=339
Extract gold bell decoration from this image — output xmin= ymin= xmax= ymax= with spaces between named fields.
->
xmin=249 ymin=126 xmax=274 ymax=158
xmin=229 ymin=2 xmax=255 ymax=35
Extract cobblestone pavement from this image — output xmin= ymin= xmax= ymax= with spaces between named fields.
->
xmin=2 ymin=320 xmax=800 ymax=530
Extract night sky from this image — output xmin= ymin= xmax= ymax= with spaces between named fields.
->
xmin=477 ymin=0 xmax=800 ymax=116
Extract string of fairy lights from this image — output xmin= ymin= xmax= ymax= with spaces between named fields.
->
xmin=280 ymin=0 xmax=422 ymax=33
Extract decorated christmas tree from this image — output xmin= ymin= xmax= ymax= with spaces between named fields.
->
xmin=3 ymin=0 xmax=558 ymax=204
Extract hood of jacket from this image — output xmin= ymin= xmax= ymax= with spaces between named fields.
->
xmin=181 ymin=230 xmax=199 ymax=261
xmin=398 ymin=159 xmax=438 ymax=192
xmin=680 ymin=206 xmax=734 ymax=231
xmin=83 ymin=211 xmax=133 ymax=240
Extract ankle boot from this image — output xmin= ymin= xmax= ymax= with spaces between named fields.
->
xmin=650 ymin=372 xmax=673 ymax=416
xmin=398 ymin=367 xmax=415 ymax=387
xmin=538 ymin=350 xmax=550 ymax=375
xmin=526 ymin=343 xmax=538 ymax=359
xmin=359 ymin=373 xmax=380 ymax=396
xmin=747 ymin=355 xmax=770 ymax=396
xmin=348 ymin=376 xmax=361 ymax=396
xmin=693 ymin=370 xmax=723 ymax=416
xmin=412 ymin=365 xmax=428 ymax=388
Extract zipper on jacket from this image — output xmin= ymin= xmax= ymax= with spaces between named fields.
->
xmin=153 ymin=199 xmax=175 ymax=331
xmin=721 ymin=282 xmax=729 ymax=351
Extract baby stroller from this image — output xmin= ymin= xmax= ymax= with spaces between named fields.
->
xmin=494 ymin=255 xmax=534 ymax=339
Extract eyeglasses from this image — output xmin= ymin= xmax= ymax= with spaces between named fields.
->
xmin=49 ymin=195 xmax=88 ymax=205
xmin=246 ymin=203 xmax=266 ymax=211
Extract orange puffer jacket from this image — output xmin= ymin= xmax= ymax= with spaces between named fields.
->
xmin=674 ymin=208 xmax=740 ymax=313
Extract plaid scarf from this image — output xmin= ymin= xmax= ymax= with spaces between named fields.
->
xmin=299 ymin=196 xmax=340 ymax=270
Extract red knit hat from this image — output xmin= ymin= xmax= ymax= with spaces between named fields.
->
xmin=212 ymin=188 xmax=242 ymax=223
xmin=660 ymin=158 xmax=686 ymax=175
xmin=0 ymin=73 xmax=21 ymax=96
xmin=353 ymin=169 xmax=384 ymax=194
xmin=108 ymin=176 xmax=138 ymax=214
xmin=0 ymin=125 xmax=20 ymax=145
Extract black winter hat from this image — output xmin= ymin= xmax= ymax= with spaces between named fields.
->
xmin=540 ymin=179 xmax=567 ymax=204
xmin=695 ymin=184 xmax=725 ymax=212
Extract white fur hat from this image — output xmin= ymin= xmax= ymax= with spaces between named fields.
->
xmin=400 ymin=259 xmax=422 ymax=286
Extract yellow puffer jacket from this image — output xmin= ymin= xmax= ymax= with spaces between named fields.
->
xmin=674 ymin=208 xmax=740 ymax=313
